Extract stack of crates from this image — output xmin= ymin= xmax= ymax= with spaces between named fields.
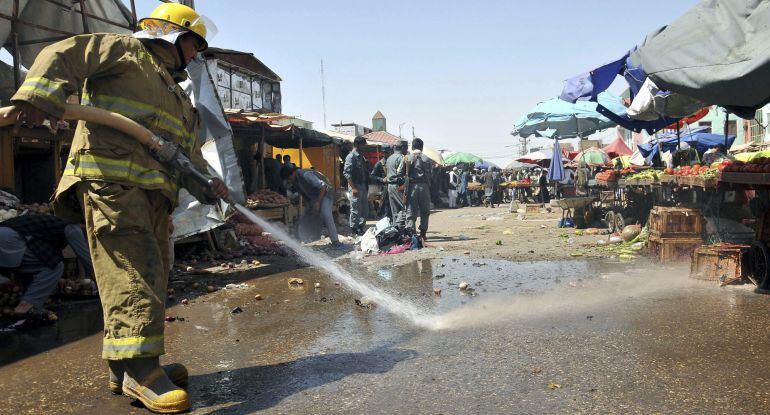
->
xmin=648 ymin=206 xmax=703 ymax=262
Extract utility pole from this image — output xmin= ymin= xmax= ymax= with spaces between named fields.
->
xmin=412 ymin=126 xmax=416 ymax=140
xmin=320 ymin=59 xmax=327 ymax=130
xmin=519 ymin=136 xmax=529 ymax=156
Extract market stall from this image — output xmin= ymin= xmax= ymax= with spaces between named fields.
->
xmin=227 ymin=110 xmax=340 ymax=226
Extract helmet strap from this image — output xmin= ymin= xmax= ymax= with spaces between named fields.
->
xmin=174 ymin=40 xmax=188 ymax=71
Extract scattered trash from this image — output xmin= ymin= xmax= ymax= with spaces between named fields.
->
xmin=288 ymin=278 xmax=305 ymax=286
xmin=502 ymin=228 xmax=513 ymax=235
xmin=433 ymin=288 xmax=442 ymax=296
xmin=180 ymin=298 xmax=189 ymax=305
xmin=240 ymin=259 xmax=248 ymax=266
xmin=254 ymin=294 xmax=263 ymax=301
xmin=459 ymin=282 xmax=470 ymax=290
xmin=548 ymin=383 xmax=562 ymax=390
xmin=434 ymin=273 xmax=445 ymax=279
xmin=185 ymin=266 xmax=195 ymax=272
xmin=532 ymin=367 xmax=542 ymax=374
xmin=230 ymin=306 xmax=243 ymax=314
xmin=495 ymin=240 xmax=502 ymax=246
xmin=540 ymin=224 xmax=547 ymax=229
xmin=463 ymin=251 xmax=471 ymax=255
xmin=225 ymin=283 xmax=249 ymax=290
xmin=252 ymin=259 xmax=261 ymax=266
xmin=314 ymin=282 xmax=321 ymax=288
xmin=570 ymin=252 xmax=583 ymax=257
xmin=164 ymin=316 xmax=176 ymax=322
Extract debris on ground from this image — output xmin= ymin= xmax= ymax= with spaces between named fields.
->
xmin=458 ymin=282 xmax=469 ymax=290
xmin=225 ymin=283 xmax=249 ymax=290
xmin=355 ymin=297 xmax=376 ymax=309
xmin=230 ymin=306 xmax=243 ymax=314
xmin=433 ymin=288 xmax=442 ymax=296
xmin=288 ymin=278 xmax=305 ymax=286
xmin=206 ymin=285 xmax=217 ymax=293
xmin=548 ymin=382 xmax=562 ymax=390
xmin=532 ymin=367 xmax=542 ymax=374
xmin=180 ymin=299 xmax=189 ymax=305
xmin=314 ymin=282 xmax=321 ymax=288
xmin=503 ymin=228 xmax=513 ymax=235
xmin=254 ymin=294 xmax=263 ymax=301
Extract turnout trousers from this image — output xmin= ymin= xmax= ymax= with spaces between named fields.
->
xmin=76 ymin=181 xmax=171 ymax=360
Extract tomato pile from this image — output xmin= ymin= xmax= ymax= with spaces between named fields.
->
xmin=596 ymin=170 xmax=620 ymax=181
xmin=721 ymin=159 xmax=770 ymax=173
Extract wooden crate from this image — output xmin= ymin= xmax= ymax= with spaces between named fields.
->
xmin=648 ymin=235 xmax=703 ymax=263
xmin=648 ymin=206 xmax=703 ymax=239
xmin=689 ymin=244 xmax=749 ymax=283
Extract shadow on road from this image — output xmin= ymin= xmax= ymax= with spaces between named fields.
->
xmin=191 ymin=346 xmax=418 ymax=414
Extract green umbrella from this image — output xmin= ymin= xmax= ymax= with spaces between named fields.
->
xmin=443 ymin=152 xmax=483 ymax=166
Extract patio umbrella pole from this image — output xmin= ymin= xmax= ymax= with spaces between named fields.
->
xmin=723 ymin=111 xmax=729 ymax=148
xmin=676 ymin=123 xmax=681 ymax=150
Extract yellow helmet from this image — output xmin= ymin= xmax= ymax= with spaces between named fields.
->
xmin=139 ymin=3 xmax=209 ymax=50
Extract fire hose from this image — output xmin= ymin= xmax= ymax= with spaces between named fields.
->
xmin=0 ymin=104 xmax=232 ymax=204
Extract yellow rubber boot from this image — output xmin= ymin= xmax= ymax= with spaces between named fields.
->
xmin=108 ymin=361 xmax=189 ymax=394
xmin=121 ymin=357 xmax=190 ymax=414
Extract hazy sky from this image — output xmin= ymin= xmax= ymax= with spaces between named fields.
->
xmin=11 ymin=1 xmax=703 ymax=164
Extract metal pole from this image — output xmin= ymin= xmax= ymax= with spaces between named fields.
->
xmin=129 ymin=0 xmax=137 ymax=31
xmin=724 ymin=111 xmax=730 ymax=148
xmin=259 ymin=127 xmax=265 ymax=189
xmin=297 ymin=130 xmax=303 ymax=215
xmin=11 ymin=0 xmax=21 ymax=89
xmin=78 ymin=0 xmax=90 ymax=33
xmin=677 ymin=123 xmax=681 ymax=150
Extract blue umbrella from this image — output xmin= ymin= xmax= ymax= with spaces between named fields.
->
xmin=547 ymin=140 xmax=565 ymax=181
xmin=511 ymin=92 xmax=625 ymax=139
xmin=474 ymin=160 xmax=499 ymax=170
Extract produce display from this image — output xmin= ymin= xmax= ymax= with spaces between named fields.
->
xmin=595 ymin=170 xmax=620 ymax=182
xmin=0 ymin=281 xmax=23 ymax=316
xmin=245 ymin=190 xmax=289 ymax=207
xmin=626 ymin=169 xmax=661 ymax=181
xmin=665 ymin=164 xmax=719 ymax=178
xmin=721 ymin=159 xmax=770 ymax=173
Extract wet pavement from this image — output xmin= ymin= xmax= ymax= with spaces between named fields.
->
xmin=2 ymin=256 xmax=770 ymax=414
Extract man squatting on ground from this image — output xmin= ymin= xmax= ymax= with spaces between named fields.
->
xmin=282 ymin=166 xmax=342 ymax=247
xmin=0 ymin=214 xmax=93 ymax=318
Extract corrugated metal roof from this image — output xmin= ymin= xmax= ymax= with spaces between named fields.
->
xmin=363 ymin=131 xmax=401 ymax=145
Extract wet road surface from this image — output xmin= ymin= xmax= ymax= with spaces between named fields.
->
xmin=2 ymin=257 xmax=770 ymax=414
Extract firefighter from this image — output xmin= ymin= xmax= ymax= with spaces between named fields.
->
xmin=5 ymin=3 xmax=226 ymax=413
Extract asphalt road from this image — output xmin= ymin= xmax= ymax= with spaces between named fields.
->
xmin=2 ymin=253 xmax=770 ymax=414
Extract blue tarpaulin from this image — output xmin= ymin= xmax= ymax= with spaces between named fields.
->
xmin=547 ymin=140 xmax=565 ymax=181
xmin=637 ymin=131 xmax=736 ymax=159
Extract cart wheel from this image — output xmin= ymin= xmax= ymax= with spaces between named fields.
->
xmin=604 ymin=211 xmax=616 ymax=232
xmin=614 ymin=213 xmax=625 ymax=231
xmin=750 ymin=241 xmax=770 ymax=288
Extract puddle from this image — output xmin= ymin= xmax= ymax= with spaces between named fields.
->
xmin=359 ymin=258 xmax=636 ymax=315
xmin=0 ymin=300 xmax=103 ymax=366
